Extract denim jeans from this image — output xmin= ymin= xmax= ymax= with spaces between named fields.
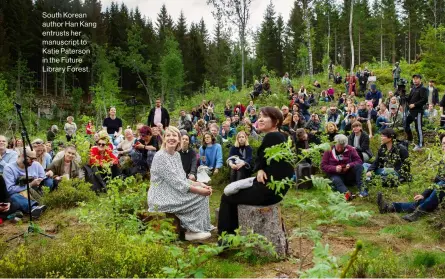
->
xmin=363 ymin=163 xmax=399 ymax=177
xmin=376 ymin=116 xmax=388 ymax=132
xmin=393 ymin=78 xmax=399 ymax=89
xmin=329 ymin=164 xmax=364 ymax=193
xmin=10 ymin=193 xmax=38 ymax=213
xmin=393 ymin=189 xmax=445 ymax=213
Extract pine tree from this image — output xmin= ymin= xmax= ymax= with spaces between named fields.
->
xmin=156 ymin=4 xmax=174 ymax=50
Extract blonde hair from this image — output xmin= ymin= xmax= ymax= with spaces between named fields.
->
xmin=161 ymin=126 xmax=181 ymax=151
xmin=325 ymin=122 xmax=338 ymax=133
xmin=234 ymin=131 xmax=249 ymax=147
xmin=67 ymin=116 xmax=74 ymax=122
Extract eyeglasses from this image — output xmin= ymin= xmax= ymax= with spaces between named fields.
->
xmin=98 ymin=143 xmax=107 ymax=147
xmin=32 ymin=141 xmax=44 ymax=145
xmin=27 ymin=156 xmax=37 ymax=161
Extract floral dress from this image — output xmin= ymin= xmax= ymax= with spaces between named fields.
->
xmin=147 ymin=150 xmax=213 ymax=233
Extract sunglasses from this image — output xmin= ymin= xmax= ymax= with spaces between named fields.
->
xmin=27 ymin=156 xmax=37 ymax=161
xmin=32 ymin=141 xmax=44 ymax=145
xmin=98 ymin=143 xmax=107 ymax=147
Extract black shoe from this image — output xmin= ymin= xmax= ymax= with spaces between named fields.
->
xmin=377 ymin=192 xmax=395 ymax=213
xmin=31 ymin=206 xmax=42 ymax=219
xmin=31 ymin=205 xmax=47 ymax=219
xmin=402 ymin=210 xmax=427 ymax=222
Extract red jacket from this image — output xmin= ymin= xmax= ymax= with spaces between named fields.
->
xmin=321 ymin=145 xmax=362 ymax=175
xmin=89 ymin=146 xmax=118 ymax=166
xmin=234 ymin=104 xmax=246 ymax=115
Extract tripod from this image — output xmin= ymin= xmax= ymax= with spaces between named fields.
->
xmin=6 ymin=102 xmax=54 ymax=242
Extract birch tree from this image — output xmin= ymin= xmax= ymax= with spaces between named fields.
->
xmin=207 ymin=0 xmax=253 ymax=87
xmin=349 ymin=0 xmax=354 ymax=74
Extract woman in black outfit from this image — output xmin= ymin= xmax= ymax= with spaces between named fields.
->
xmin=178 ymin=134 xmax=197 ymax=181
xmin=217 ymin=107 xmax=294 ymax=237
xmin=228 ymin=131 xmax=253 ymax=182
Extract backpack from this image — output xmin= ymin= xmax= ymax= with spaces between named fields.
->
xmin=296 ymin=162 xmax=313 ymax=189
xmin=83 ymin=165 xmax=107 ymax=193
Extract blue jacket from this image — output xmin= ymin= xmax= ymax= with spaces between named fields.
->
xmin=199 ymin=144 xmax=223 ymax=169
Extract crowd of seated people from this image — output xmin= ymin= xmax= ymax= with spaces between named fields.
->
xmin=2 ymin=70 xmax=442 ymax=237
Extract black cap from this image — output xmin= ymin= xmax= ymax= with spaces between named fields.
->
xmin=412 ymin=74 xmax=422 ymax=79
xmin=381 ymin=128 xmax=396 ymax=139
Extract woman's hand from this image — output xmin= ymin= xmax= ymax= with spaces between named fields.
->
xmin=230 ymin=163 xmax=237 ymax=170
xmin=193 ymin=185 xmax=212 ymax=196
xmin=188 ymin=174 xmax=196 ymax=181
xmin=0 ymin=202 xmax=10 ymax=213
xmin=257 ymin=169 xmax=268 ymax=183
xmin=213 ymin=168 xmax=219 ymax=174
xmin=414 ymin=194 xmax=424 ymax=201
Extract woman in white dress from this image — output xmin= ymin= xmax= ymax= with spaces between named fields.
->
xmin=147 ymin=126 xmax=214 ymax=241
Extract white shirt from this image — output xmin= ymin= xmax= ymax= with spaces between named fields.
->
xmin=154 ymin=107 xmax=162 ymax=125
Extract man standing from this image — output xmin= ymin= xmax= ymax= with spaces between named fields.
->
xmin=148 ymin=98 xmax=170 ymax=128
xmin=427 ymin=80 xmax=439 ymax=107
xmin=405 ymin=74 xmax=428 ymax=151
xmin=392 ymin=62 xmax=401 ymax=89
xmin=0 ymin=135 xmax=18 ymax=175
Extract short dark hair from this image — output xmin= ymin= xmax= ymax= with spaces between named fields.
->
xmin=260 ymin=106 xmax=283 ymax=128
xmin=381 ymin=128 xmax=396 ymax=139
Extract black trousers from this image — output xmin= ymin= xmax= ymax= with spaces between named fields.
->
xmin=405 ymin=111 xmax=423 ymax=147
xmin=229 ymin=166 xmax=250 ymax=183
xmin=217 ymin=182 xmax=284 ymax=235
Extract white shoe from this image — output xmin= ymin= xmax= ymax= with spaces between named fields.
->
xmin=185 ymin=231 xmax=212 ymax=241
xmin=413 ymin=145 xmax=422 ymax=152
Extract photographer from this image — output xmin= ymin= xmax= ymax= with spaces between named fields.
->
xmin=2 ymin=148 xmax=47 ymax=219
xmin=405 ymin=74 xmax=428 ymax=151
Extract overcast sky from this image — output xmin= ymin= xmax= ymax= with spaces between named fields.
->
xmin=101 ymin=0 xmax=296 ymax=39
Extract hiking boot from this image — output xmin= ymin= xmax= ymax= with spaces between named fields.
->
xmin=377 ymin=192 xmax=395 ymax=214
xmin=402 ymin=209 xmax=427 ymax=222
xmin=185 ymin=231 xmax=211 ymax=241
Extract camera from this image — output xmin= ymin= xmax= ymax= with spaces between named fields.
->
xmin=16 ymin=176 xmax=36 ymax=186
xmin=395 ymin=78 xmax=408 ymax=98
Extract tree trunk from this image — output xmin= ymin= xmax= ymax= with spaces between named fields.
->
xmin=54 ymin=72 xmax=58 ymax=97
xmin=358 ymin=27 xmax=361 ymax=66
xmin=380 ymin=17 xmax=383 ymax=67
xmin=349 ymin=0 xmax=354 ymax=74
xmin=303 ymin=0 xmax=313 ymax=78
xmin=240 ymin=27 xmax=245 ymax=88
xmin=408 ymin=19 xmax=411 ymax=64
xmin=62 ymin=72 xmax=65 ymax=97
xmin=334 ymin=29 xmax=337 ymax=64
xmin=327 ymin=12 xmax=330 ymax=60
xmin=238 ymin=203 xmax=288 ymax=257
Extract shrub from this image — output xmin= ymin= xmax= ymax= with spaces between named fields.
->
xmin=41 ymin=178 xmax=97 ymax=209
xmin=0 ymin=231 xmax=174 ymax=278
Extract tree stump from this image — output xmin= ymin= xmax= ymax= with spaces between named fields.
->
xmin=165 ymin=213 xmax=186 ymax=241
xmin=237 ymin=203 xmax=288 ymax=257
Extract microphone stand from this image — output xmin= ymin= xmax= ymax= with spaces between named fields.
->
xmin=6 ymin=102 xmax=54 ymax=242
